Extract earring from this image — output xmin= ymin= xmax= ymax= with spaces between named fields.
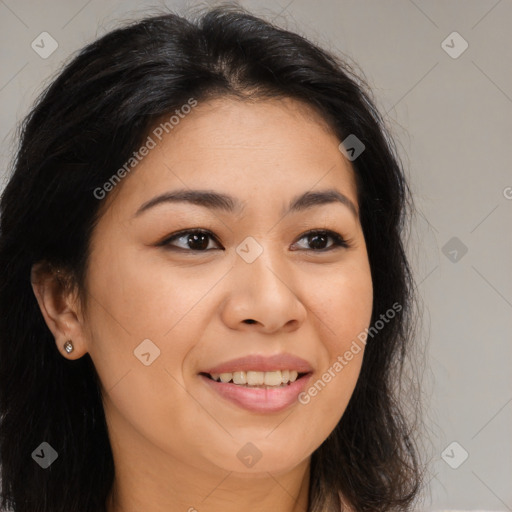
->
xmin=63 ymin=340 xmax=74 ymax=353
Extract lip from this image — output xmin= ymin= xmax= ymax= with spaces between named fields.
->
xmin=199 ymin=372 xmax=312 ymax=413
xmin=201 ymin=353 xmax=314 ymax=374
xmin=199 ymin=353 xmax=314 ymax=413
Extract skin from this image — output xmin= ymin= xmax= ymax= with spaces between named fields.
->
xmin=31 ymin=96 xmax=373 ymax=512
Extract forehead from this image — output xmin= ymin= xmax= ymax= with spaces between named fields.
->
xmin=100 ymin=96 xmax=358 ymax=218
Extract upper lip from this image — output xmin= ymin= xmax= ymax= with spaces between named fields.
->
xmin=201 ymin=353 xmax=314 ymax=375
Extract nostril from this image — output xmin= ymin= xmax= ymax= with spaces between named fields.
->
xmin=244 ymin=319 xmax=256 ymax=324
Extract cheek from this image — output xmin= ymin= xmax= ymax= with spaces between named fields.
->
xmin=84 ymin=252 xmax=214 ymax=458
xmin=87 ymin=242 xmax=214 ymax=340
xmin=311 ymin=261 xmax=373 ymax=352
xmin=85 ymin=244 xmax=229 ymax=406
xmin=299 ymin=261 xmax=372 ymax=420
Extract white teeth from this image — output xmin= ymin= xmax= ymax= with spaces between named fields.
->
xmin=264 ymin=371 xmax=283 ymax=386
xmin=246 ymin=371 xmax=265 ymax=386
xmin=208 ymin=370 xmax=302 ymax=386
xmin=232 ymin=371 xmax=247 ymax=385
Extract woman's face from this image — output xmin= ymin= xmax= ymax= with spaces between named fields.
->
xmin=78 ymin=96 xmax=373 ymax=476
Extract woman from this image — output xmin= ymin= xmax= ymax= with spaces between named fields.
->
xmin=0 ymin=5 xmax=425 ymax=512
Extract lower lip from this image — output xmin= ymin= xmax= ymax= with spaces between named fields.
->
xmin=199 ymin=373 xmax=312 ymax=413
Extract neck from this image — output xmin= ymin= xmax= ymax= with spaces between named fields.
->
xmin=106 ymin=456 xmax=311 ymax=512
xmin=104 ymin=404 xmax=311 ymax=512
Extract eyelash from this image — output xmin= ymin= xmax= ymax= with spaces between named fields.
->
xmin=158 ymin=228 xmax=352 ymax=253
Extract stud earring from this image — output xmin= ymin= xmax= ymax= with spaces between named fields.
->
xmin=63 ymin=340 xmax=74 ymax=353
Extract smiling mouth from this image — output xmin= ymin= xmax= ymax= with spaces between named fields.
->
xmin=199 ymin=370 xmax=310 ymax=388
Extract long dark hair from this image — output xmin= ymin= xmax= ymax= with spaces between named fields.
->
xmin=0 ymin=5 xmax=426 ymax=511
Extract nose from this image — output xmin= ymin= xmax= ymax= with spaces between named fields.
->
xmin=220 ymin=245 xmax=307 ymax=334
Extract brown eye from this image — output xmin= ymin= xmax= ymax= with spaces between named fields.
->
xmin=158 ymin=228 xmax=351 ymax=254
xmin=292 ymin=230 xmax=351 ymax=252
xmin=159 ymin=230 xmax=221 ymax=251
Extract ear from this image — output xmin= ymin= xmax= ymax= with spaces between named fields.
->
xmin=30 ymin=261 xmax=89 ymax=360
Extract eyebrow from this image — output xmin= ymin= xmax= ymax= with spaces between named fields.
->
xmin=133 ymin=187 xmax=358 ymax=219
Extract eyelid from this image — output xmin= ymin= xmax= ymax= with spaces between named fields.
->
xmin=291 ymin=229 xmax=353 ymax=251
xmin=158 ymin=228 xmax=353 ymax=252
xmin=157 ymin=228 xmax=221 ymax=249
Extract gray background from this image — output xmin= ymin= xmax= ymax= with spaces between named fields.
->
xmin=1 ymin=1 xmax=511 ymax=510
